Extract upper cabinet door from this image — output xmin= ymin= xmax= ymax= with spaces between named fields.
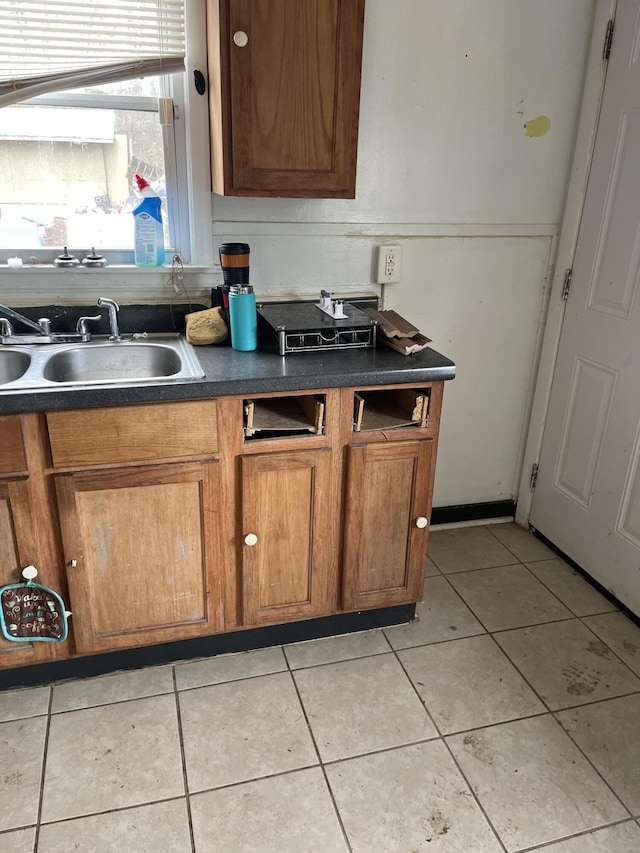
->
xmin=207 ymin=0 xmax=365 ymax=197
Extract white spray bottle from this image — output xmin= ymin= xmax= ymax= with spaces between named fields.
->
xmin=132 ymin=174 xmax=165 ymax=267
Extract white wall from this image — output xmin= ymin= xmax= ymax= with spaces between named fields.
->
xmin=212 ymin=0 xmax=596 ymax=507
xmin=2 ymin=0 xmax=596 ymax=509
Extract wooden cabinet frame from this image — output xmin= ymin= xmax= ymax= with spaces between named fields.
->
xmin=1 ymin=380 xmax=446 ymax=671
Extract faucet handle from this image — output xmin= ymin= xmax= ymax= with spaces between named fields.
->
xmin=0 ymin=318 xmax=14 ymax=337
xmin=76 ymin=315 xmax=102 ymax=336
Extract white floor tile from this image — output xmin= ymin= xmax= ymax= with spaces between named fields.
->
xmin=399 ymin=634 xmax=544 ymax=734
xmin=582 ymin=612 xmax=640 ymax=677
xmin=191 ymin=768 xmax=348 ymax=853
xmin=384 ymin=577 xmax=485 ymax=650
xmin=447 ymin=715 xmax=628 ymax=851
xmin=495 ymin=619 xmax=640 ymax=710
xmin=425 ymin=556 xmax=440 ymax=576
xmin=0 ymin=827 xmax=36 ymax=853
xmin=179 ymin=671 xmax=317 ymax=791
xmin=0 ymin=717 xmax=46 ymax=831
xmin=175 ymin=646 xmax=287 ymax=690
xmin=428 ymin=526 xmax=515 ymax=574
xmin=326 ymin=741 xmax=502 ymax=852
xmin=526 ymin=559 xmax=616 ymax=617
xmin=489 ymin=522 xmax=556 ymax=561
xmin=527 ymin=821 xmax=640 ymax=852
xmin=41 ymin=694 xmax=184 ymax=823
xmin=294 ymin=653 xmax=437 ymax=761
xmin=448 ymin=564 xmax=572 ymax=631
xmin=51 ymin=665 xmax=174 ymax=712
xmin=284 ymin=629 xmax=389 ymax=670
xmin=37 ymin=799 xmax=191 ymax=853
xmin=557 ymin=694 xmax=640 ymax=814
xmin=0 ymin=686 xmax=49 ymax=722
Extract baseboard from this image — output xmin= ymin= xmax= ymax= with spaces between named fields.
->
xmin=431 ymin=500 xmax=516 ymax=526
xmin=0 ymin=603 xmax=415 ymax=691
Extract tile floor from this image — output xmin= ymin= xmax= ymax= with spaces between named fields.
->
xmin=1 ymin=522 xmax=640 ymax=852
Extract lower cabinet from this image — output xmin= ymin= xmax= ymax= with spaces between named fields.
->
xmin=240 ymin=448 xmax=335 ymax=625
xmin=1 ymin=382 xmax=445 ymax=672
xmin=342 ymin=440 xmax=434 ymax=610
xmin=54 ymin=461 xmax=224 ymax=653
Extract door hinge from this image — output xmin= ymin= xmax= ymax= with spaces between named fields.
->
xmin=562 ymin=268 xmax=573 ymax=301
xmin=603 ymin=20 xmax=614 ymax=60
xmin=530 ymin=463 xmax=539 ymax=490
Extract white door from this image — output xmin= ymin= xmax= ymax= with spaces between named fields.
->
xmin=530 ymin=0 xmax=640 ymax=616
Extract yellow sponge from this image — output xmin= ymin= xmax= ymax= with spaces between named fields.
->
xmin=185 ymin=307 xmax=228 ymax=345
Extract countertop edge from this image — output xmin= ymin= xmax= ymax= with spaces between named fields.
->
xmin=0 ymin=347 xmax=456 ymax=415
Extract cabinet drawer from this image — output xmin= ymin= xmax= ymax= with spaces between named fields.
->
xmin=0 ymin=416 xmax=27 ymax=476
xmin=47 ymin=401 xmax=218 ymax=468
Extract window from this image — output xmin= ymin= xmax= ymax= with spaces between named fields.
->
xmin=0 ymin=0 xmax=209 ymax=266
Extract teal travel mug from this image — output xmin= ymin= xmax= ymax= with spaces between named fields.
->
xmin=228 ymin=285 xmax=257 ymax=351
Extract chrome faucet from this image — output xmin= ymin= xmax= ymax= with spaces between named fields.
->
xmin=97 ymin=297 xmax=121 ymax=341
xmin=0 ymin=302 xmax=99 ymax=345
xmin=0 ymin=303 xmax=77 ymax=344
xmin=0 ymin=303 xmax=50 ymax=336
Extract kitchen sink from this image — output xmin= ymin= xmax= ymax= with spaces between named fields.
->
xmin=44 ymin=342 xmax=183 ymax=383
xmin=0 ymin=349 xmax=31 ymax=385
xmin=0 ymin=335 xmax=205 ymax=392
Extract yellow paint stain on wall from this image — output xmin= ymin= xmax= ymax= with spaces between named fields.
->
xmin=524 ymin=115 xmax=551 ymax=137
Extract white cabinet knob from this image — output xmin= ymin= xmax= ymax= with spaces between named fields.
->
xmin=233 ymin=31 xmax=249 ymax=47
xmin=415 ymin=516 xmax=428 ymax=529
xmin=244 ymin=533 xmax=258 ymax=546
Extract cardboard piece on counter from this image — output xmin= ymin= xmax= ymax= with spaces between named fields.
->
xmin=245 ymin=396 xmax=325 ymax=437
xmin=378 ymin=332 xmax=432 ymax=356
xmin=364 ymin=308 xmax=420 ymax=339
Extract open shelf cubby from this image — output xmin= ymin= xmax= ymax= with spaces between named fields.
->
xmin=353 ymin=388 xmax=430 ymax=432
xmin=243 ymin=395 xmax=326 ymax=440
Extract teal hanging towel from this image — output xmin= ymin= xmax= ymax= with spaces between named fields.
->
xmin=0 ymin=566 xmax=70 ymax=643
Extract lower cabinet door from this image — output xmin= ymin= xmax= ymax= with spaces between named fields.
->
xmin=241 ymin=449 xmax=334 ymax=625
xmin=55 ymin=462 xmax=223 ymax=653
xmin=342 ymin=440 xmax=434 ymax=610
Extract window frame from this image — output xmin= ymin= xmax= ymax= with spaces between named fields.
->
xmin=0 ymin=0 xmax=212 ymax=269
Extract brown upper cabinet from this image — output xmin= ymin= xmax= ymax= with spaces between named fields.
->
xmin=206 ymin=0 xmax=366 ymax=197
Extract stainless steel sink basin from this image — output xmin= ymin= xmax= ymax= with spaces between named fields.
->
xmin=0 ymin=349 xmax=31 ymax=384
xmin=0 ymin=335 xmax=205 ymax=392
xmin=44 ymin=342 xmax=182 ymax=383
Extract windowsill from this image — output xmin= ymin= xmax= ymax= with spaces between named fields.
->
xmin=1 ymin=263 xmax=218 ymax=274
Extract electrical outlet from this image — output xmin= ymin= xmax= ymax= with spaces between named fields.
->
xmin=376 ymin=244 xmax=401 ymax=284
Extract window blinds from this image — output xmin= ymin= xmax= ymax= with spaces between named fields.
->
xmin=0 ymin=0 xmax=186 ymax=107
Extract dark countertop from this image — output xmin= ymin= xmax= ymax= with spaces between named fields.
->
xmin=0 ymin=303 xmax=456 ymax=415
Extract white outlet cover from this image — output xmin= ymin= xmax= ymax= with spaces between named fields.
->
xmin=376 ymin=244 xmax=402 ymax=284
